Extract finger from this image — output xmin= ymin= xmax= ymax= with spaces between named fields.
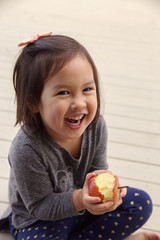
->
xmin=120 ymin=187 xmax=127 ymax=198
xmin=86 ymin=201 xmax=114 ymax=215
xmin=114 ymin=198 xmax=123 ymax=208
xmin=101 ymin=198 xmax=122 ymax=212
xmin=86 ymin=196 xmax=102 ymax=204
xmin=87 ymin=198 xmax=123 ymax=215
xmin=85 ymin=172 xmax=97 ymax=183
xmin=88 ymin=197 xmax=123 ymax=215
xmin=92 ymin=201 xmax=114 ymax=213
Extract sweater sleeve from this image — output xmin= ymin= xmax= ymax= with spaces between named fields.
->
xmin=9 ymin=139 xmax=81 ymax=224
xmin=89 ymin=115 xmax=108 ymax=171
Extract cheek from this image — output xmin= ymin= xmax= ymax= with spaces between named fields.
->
xmin=90 ymin=96 xmax=98 ymax=114
xmin=48 ymin=101 xmax=67 ymax=121
xmin=38 ymin=100 xmax=54 ymax=122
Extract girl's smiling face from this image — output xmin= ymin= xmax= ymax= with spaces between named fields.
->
xmin=38 ymin=54 xmax=97 ymax=144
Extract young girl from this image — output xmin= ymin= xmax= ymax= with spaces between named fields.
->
xmin=7 ymin=32 xmax=160 ymax=240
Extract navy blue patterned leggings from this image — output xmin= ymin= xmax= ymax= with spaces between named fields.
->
xmin=9 ymin=187 xmax=153 ymax=240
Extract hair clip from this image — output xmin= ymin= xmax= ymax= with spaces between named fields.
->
xmin=18 ymin=32 xmax=52 ymax=47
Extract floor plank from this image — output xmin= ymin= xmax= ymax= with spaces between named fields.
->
xmin=106 ymin=103 xmax=160 ymax=122
xmin=0 ymin=179 xmax=9 ymax=203
xmin=108 ymin=142 xmax=160 ymax=165
xmin=108 ymin=158 xmax=160 ymax=185
xmin=108 ymin=127 xmax=160 ymax=149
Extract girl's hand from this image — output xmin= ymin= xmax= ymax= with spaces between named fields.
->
xmin=73 ymin=171 xmax=124 ymax=215
xmin=119 ymin=184 xmax=127 ymax=198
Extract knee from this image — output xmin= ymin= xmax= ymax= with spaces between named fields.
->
xmin=123 ymin=187 xmax=153 ymax=222
xmin=135 ymin=188 xmax=152 ymax=212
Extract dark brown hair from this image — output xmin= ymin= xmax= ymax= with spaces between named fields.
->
xmin=13 ymin=35 xmax=101 ymax=131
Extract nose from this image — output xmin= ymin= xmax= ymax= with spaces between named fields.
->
xmin=71 ymin=96 xmax=87 ymax=110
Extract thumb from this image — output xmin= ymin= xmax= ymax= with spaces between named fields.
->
xmin=84 ymin=172 xmax=97 ymax=187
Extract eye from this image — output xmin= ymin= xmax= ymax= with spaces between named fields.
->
xmin=58 ymin=91 xmax=69 ymax=95
xmin=83 ymin=87 xmax=92 ymax=92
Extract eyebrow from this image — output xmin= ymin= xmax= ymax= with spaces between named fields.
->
xmin=52 ymin=84 xmax=70 ymax=90
xmin=53 ymin=80 xmax=95 ymax=90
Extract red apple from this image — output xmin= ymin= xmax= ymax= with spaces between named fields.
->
xmin=89 ymin=172 xmax=120 ymax=203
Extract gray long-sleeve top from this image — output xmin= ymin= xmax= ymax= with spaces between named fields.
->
xmin=8 ymin=115 xmax=108 ymax=229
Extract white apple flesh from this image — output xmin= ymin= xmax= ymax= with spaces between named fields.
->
xmin=89 ymin=172 xmax=120 ymax=203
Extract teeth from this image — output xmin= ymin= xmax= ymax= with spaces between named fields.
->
xmin=68 ymin=115 xmax=84 ymax=120
xmin=66 ymin=115 xmax=84 ymax=126
xmin=68 ymin=119 xmax=81 ymax=126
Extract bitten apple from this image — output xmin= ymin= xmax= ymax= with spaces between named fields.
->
xmin=89 ymin=172 xmax=120 ymax=203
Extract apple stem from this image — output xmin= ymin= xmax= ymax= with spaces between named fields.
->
xmin=118 ymin=186 xmax=129 ymax=189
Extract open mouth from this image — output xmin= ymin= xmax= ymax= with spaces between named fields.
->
xmin=65 ymin=115 xmax=85 ymax=126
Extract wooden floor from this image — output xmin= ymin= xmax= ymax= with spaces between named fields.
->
xmin=0 ymin=0 xmax=160 ymax=238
